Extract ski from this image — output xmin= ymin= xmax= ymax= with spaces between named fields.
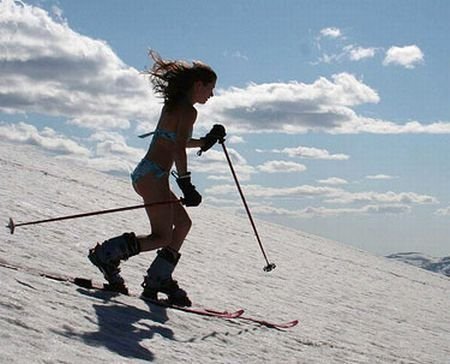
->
xmin=0 ymin=258 xmax=298 ymax=329
xmin=75 ymin=277 xmax=297 ymax=328
xmin=239 ymin=316 xmax=299 ymax=329
xmin=72 ymin=276 xmax=245 ymax=319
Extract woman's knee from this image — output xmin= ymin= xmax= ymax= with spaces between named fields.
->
xmin=156 ymin=229 xmax=174 ymax=245
xmin=177 ymin=213 xmax=192 ymax=232
xmin=138 ymin=232 xmax=171 ymax=251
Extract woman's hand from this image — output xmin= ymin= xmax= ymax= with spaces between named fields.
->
xmin=199 ymin=124 xmax=226 ymax=154
xmin=175 ymin=173 xmax=202 ymax=207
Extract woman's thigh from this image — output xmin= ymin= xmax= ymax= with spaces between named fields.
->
xmin=134 ymin=174 xmax=174 ymax=239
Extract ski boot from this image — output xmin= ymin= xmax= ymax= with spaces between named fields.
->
xmin=88 ymin=232 xmax=140 ymax=294
xmin=141 ymin=247 xmax=192 ymax=307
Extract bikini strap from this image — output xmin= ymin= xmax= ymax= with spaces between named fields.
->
xmin=138 ymin=128 xmax=177 ymax=141
xmin=138 ymin=131 xmax=155 ymax=139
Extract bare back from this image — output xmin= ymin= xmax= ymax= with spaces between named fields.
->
xmin=145 ymin=102 xmax=197 ymax=174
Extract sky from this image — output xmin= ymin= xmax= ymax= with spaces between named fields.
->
xmin=1 ymin=0 xmax=449 ymax=256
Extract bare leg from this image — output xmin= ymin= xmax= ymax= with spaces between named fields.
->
xmin=133 ymin=174 xmax=174 ymax=252
xmin=167 ymin=191 xmax=192 ymax=252
xmin=135 ymin=176 xmax=192 ymax=306
xmin=138 ymin=203 xmax=174 ymax=252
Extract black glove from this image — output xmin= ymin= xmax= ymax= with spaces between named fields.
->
xmin=199 ymin=124 xmax=226 ymax=154
xmin=176 ymin=173 xmax=202 ymax=207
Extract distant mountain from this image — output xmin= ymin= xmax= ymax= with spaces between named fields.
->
xmin=386 ymin=252 xmax=450 ymax=277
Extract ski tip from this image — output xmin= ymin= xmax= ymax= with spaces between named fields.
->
xmin=285 ymin=320 xmax=300 ymax=328
xmin=263 ymin=319 xmax=299 ymax=329
xmin=7 ymin=218 xmax=15 ymax=235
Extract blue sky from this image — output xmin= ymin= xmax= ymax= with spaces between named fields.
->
xmin=1 ymin=0 xmax=449 ymax=256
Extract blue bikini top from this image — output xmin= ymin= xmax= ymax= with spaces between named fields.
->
xmin=138 ymin=127 xmax=193 ymax=143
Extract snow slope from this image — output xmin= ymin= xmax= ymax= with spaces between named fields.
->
xmin=1 ymin=141 xmax=449 ymax=364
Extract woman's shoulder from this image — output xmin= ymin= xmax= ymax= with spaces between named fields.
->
xmin=160 ymin=102 xmax=197 ymax=128
xmin=170 ymin=101 xmax=197 ymax=120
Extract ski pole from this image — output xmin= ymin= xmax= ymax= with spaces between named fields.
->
xmin=219 ymin=140 xmax=276 ymax=272
xmin=6 ymin=199 xmax=182 ymax=235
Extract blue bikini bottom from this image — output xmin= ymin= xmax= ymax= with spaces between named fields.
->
xmin=131 ymin=158 xmax=167 ymax=183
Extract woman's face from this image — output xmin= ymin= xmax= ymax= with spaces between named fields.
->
xmin=193 ymin=80 xmax=216 ymax=104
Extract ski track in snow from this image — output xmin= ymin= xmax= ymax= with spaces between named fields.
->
xmin=0 ymin=141 xmax=449 ymax=364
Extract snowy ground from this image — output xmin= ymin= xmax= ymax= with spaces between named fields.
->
xmin=0 ymin=141 xmax=449 ymax=364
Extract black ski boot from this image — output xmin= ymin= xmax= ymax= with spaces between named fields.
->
xmin=141 ymin=248 xmax=192 ymax=307
xmin=88 ymin=232 xmax=140 ymax=294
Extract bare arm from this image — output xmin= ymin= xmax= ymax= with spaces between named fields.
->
xmin=186 ymin=138 xmax=205 ymax=149
xmin=174 ymin=105 xmax=197 ymax=176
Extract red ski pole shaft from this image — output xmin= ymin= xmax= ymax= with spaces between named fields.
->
xmin=7 ymin=199 xmax=182 ymax=234
xmin=219 ymin=140 xmax=276 ymax=272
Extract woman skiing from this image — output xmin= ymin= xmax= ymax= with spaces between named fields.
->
xmin=88 ymin=51 xmax=226 ymax=307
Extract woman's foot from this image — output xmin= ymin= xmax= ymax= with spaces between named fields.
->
xmin=141 ymin=247 xmax=192 ymax=307
xmin=88 ymin=232 xmax=140 ymax=293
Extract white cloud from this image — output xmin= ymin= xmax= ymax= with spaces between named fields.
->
xmin=252 ymin=204 xmax=411 ymax=218
xmin=273 ymin=146 xmax=349 ymax=160
xmin=204 ymin=195 xmax=240 ymax=206
xmin=50 ymin=5 xmax=65 ymax=23
xmin=335 ymin=118 xmax=450 ymax=134
xmin=222 ymin=50 xmax=249 ymax=61
xmin=314 ymin=31 xmax=378 ymax=64
xmin=89 ymin=131 xmax=144 ymax=161
xmin=200 ymin=73 xmax=380 ymax=134
xmin=318 ymin=177 xmax=348 ymax=185
xmin=206 ymin=184 xmax=342 ymax=199
xmin=0 ymin=121 xmax=90 ymax=156
xmin=318 ymin=45 xmax=378 ymax=64
xmin=206 ymin=175 xmax=232 ymax=181
xmin=189 ymin=148 xmax=256 ymax=182
xmin=206 ymin=183 xmax=437 ymax=210
xmin=257 ymin=160 xmax=307 ymax=173
xmin=325 ymin=190 xmax=437 ymax=205
xmin=315 ymin=29 xmax=425 ymax=72
xmin=231 ymin=51 xmax=249 ymax=61
xmin=383 ymin=45 xmax=424 ymax=69
xmin=0 ymin=0 xmax=156 ymax=129
xmin=228 ymin=135 xmax=245 ymax=144
xmin=363 ymin=204 xmax=411 ymax=214
xmin=435 ymin=206 xmax=450 ymax=216
xmin=315 ymin=53 xmax=339 ymax=64
xmin=320 ymin=27 xmax=342 ymax=39
xmin=366 ymin=174 xmax=397 ymax=180
xmin=346 ymin=45 xmax=377 ymax=61
xmin=0 ymin=121 xmax=148 ymax=175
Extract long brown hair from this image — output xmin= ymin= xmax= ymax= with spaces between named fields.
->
xmin=145 ymin=50 xmax=217 ymax=108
